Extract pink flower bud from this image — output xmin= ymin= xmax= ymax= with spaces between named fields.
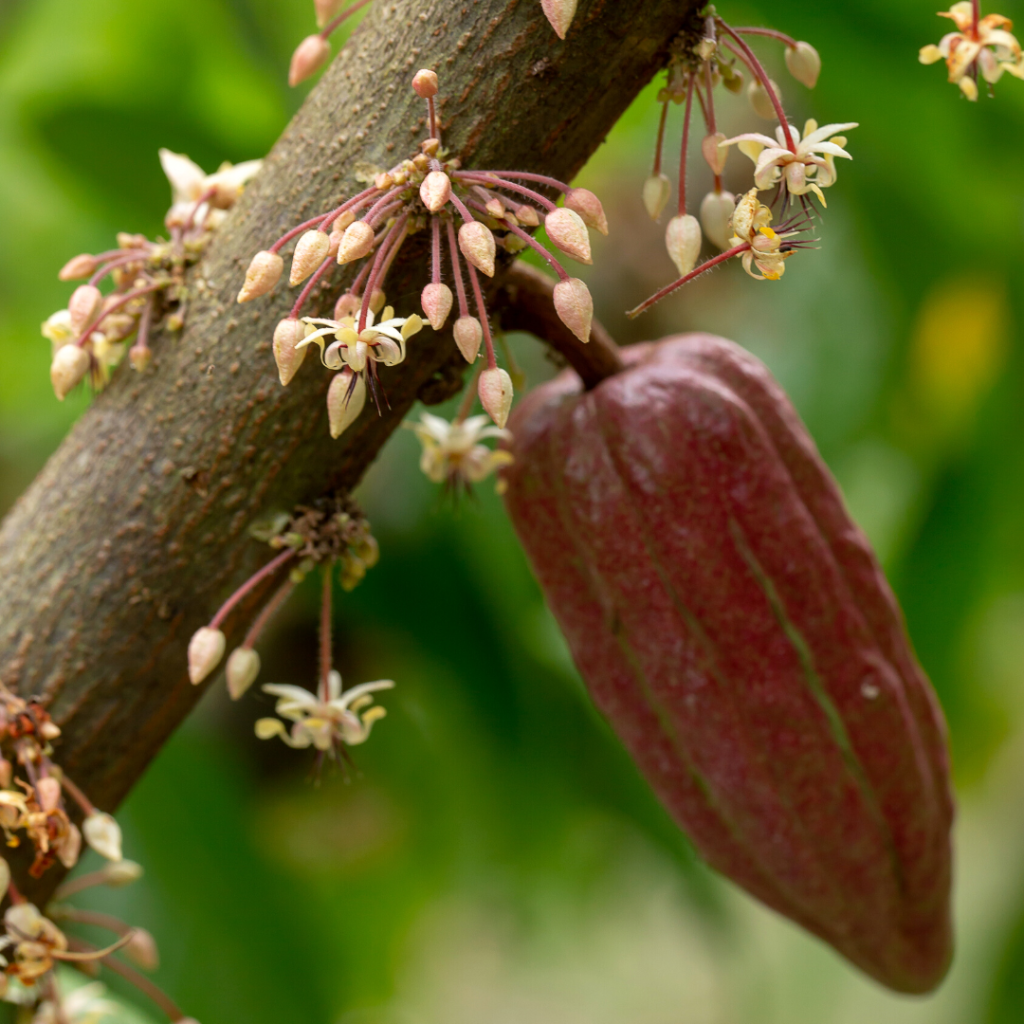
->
xmin=58 ymin=253 xmax=97 ymax=281
xmin=337 ymin=221 xmax=375 ymax=264
xmin=642 ymin=173 xmax=671 ymax=221
xmin=486 ymin=197 xmax=506 ymax=219
xmin=36 ymin=776 xmax=62 ymax=814
xmin=665 ymin=214 xmax=703 ymax=277
xmin=454 ymin=316 xmax=483 ymax=362
xmin=701 ymin=132 xmax=729 ymax=176
xmin=68 ymin=284 xmax=103 ymax=332
xmin=273 ymin=318 xmax=309 ymax=386
xmin=699 ymin=190 xmax=736 ymax=251
xmin=290 ymin=230 xmax=331 ymax=285
xmin=334 ymin=292 xmax=361 ymax=318
xmin=188 ymin=626 xmax=225 ymax=684
xmin=50 ymin=345 xmax=91 ymax=401
xmin=328 ymin=368 xmax=366 ymax=439
xmin=289 ymin=34 xmax=331 ymax=88
xmin=226 ymin=647 xmax=261 ymax=700
xmin=458 ymin=221 xmax=497 ymax=277
xmin=544 ymin=207 xmax=592 ymax=264
xmin=565 ymin=188 xmax=608 ymax=236
xmin=420 ymin=170 xmax=451 ymax=213
xmin=103 ymin=860 xmax=144 ymax=886
xmin=237 ymin=250 xmax=283 ymax=303
xmin=748 ymin=77 xmax=782 ymax=119
xmin=412 ymin=69 xmax=439 ymax=97
xmin=315 ymin=0 xmax=346 ymax=28
xmin=479 ymin=367 xmax=514 ymax=428
xmin=421 ymin=282 xmax=454 ymax=330
xmin=124 ymin=928 xmax=160 ymax=971
xmin=553 ymin=278 xmax=593 ymax=344
xmin=516 ymin=206 xmax=541 ymax=228
xmin=541 ymin=0 xmax=578 ymax=39
xmin=785 ymin=41 xmax=821 ymax=89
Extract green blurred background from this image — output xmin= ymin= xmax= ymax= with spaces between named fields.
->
xmin=2 ymin=0 xmax=1024 ymax=1021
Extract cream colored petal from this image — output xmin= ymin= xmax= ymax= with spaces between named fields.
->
xmin=159 ymin=148 xmax=206 ymax=203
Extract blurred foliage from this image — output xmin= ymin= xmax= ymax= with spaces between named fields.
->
xmin=2 ymin=0 xmax=1024 ymax=1021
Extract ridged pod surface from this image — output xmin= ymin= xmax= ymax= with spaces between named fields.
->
xmin=502 ymin=334 xmax=954 ymax=992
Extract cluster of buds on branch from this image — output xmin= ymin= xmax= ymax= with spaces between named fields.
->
xmin=919 ymin=2 xmax=1024 ymax=100
xmin=187 ymin=498 xmax=392 ymax=765
xmin=43 ymin=151 xmax=261 ymax=401
xmin=239 ymin=69 xmax=604 ymax=439
xmin=0 ymin=689 xmax=199 ymax=1023
xmin=630 ymin=7 xmax=855 ymax=317
xmin=289 ymin=0 xmax=581 ymax=86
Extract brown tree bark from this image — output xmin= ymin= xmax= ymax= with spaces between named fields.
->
xmin=0 ymin=0 xmax=699 ymax=900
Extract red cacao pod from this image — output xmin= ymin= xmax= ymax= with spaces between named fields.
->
xmin=503 ymin=334 xmax=954 ymax=993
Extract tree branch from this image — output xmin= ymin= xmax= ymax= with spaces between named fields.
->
xmin=0 ymin=0 xmax=700 ymax=902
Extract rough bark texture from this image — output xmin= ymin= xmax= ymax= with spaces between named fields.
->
xmin=0 ymin=0 xmax=699 ymax=900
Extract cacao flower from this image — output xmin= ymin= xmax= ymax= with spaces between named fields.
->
xmin=502 ymin=334 xmax=954 ymax=993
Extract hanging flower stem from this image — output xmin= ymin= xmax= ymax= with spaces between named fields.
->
xmin=626 ymin=242 xmax=751 ymax=317
xmin=456 ymin=173 xmax=557 ymax=212
xmin=359 ymin=213 xmax=409 ymax=331
xmin=652 ymin=100 xmax=669 ymax=175
xmin=732 ymin=25 xmax=798 ymax=47
xmin=679 ymin=73 xmax=696 ymax=216
xmin=445 ymin=219 xmax=471 ymax=317
xmin=319 ymin=567 xmax=333 ymax=702
xmin=319 ymin=0 xmax=373 ymax=40
xmin=717 ymin=19 xmax=796 ymax=152
xmin=465 ymin=262 xmax=497 ymax=371
xmin=209 ymin=548 xmax=296 ymax=629
xmin=242 ymin=577 xmax=297 ymax=649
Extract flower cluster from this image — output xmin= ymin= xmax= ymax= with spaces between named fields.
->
xmin=919 ymin=2 xmax=1024 ymax=99
xmin=0 ymin=688 xmax=198 ymax=1023
xmin=288 ymin=0 xmax=580 ymax=87
xmin=185 ymin=497 xmax=394 ymax=765
xmin=629 ymin=9 xmax=855 ymax=317
xmin=43 ymin=150 xmax=261 ymax=401
xmin=240 ymin=69 xmax=603 ymax=436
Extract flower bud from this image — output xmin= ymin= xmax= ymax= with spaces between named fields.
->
xmin=665 ymin=214 xmax=703 ymax=277
xmin=785 ymin=41 xmax=821 ymax=89
xmin=36 ymin=776 xmax=62 ymax=814
xmin=83 ymin=811 xmax=123 ymax=862
xmin=421 ymin=282 xmax=453 ymax=330
xmin=50 ymin=344 xmax=91 ymax=401
xmin=701 ymin=132 xmax=729 ymax=176
xmin=289 ymin=34 xmax=331 ymax=87
xmin=545 ymin=208 xmax=592 ymax=264
xmin=225 ymin=647 xmax=260 ymax=701
xmin=337 ymin=220 xmax=375 ymax=264
xmin=237 ymin=250 xmax=283 ymax=303
xmin=124 ymin=928 xmax=160 ymax=972
xmin=59 ymin=253 xmax=97 ymax=281
xmin=328 ymin=368 xmax=366 ymax=439
xmin=565 ymin=188 xmax=608 ymax=236
xmin=103 ymin=859 xmax=144 ymax=886
xmin=68 ymin=285 xmax=103 ymax=332
xmin=541 ymin=0 xmax=578 ymax=39
xmin=479 ymin=367 xmax=513 ymax=428
xmin=331 ymin=209 xmax=355 ymax=235
xmin=454 ymin=316 xmax=483 ymax=362
xmin=516 ymin=205 xmax=541 ymax=228
xmin=642 ymin=173 xmax=671 ymax=221
xmin=412 ymin=69 xmax=439 ymax=97
xmin=458 ymin=220 xmax=497 ymax=277
xmin=334 ymin=292 xmax=361 ymax=318
xmin=748 ymin=77 xmax=782 ymax=119
xmin=315 ymin=0 xmax=346 ymax=27
xmin=700 ymin=190 xmax=736 ymax=251
xmin=420 ymin=170 xmax=451 ymax=213
xmin=486 ymin=197 xmax=506 ymax=219
xmin=369 ymin=289 xmax=386 ymax=315
xmin=273 ymin=318 xmax=308 ymax=386
xmin=290 ymin=230 xmax=330 ymax=285
xmin=187 ymin=626 xmax=226 ymax=684
xmin=722 ymin=64 xmax=745 ymax=93
xmin=553 ymin=278 xmax=593 ymax=343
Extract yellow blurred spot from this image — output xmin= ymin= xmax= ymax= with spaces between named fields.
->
xmin=910 ymin=277 xmax=1009 ymax=422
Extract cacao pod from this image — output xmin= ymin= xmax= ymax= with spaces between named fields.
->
xmin=503 ymin=334 xmax=954 ymax=993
